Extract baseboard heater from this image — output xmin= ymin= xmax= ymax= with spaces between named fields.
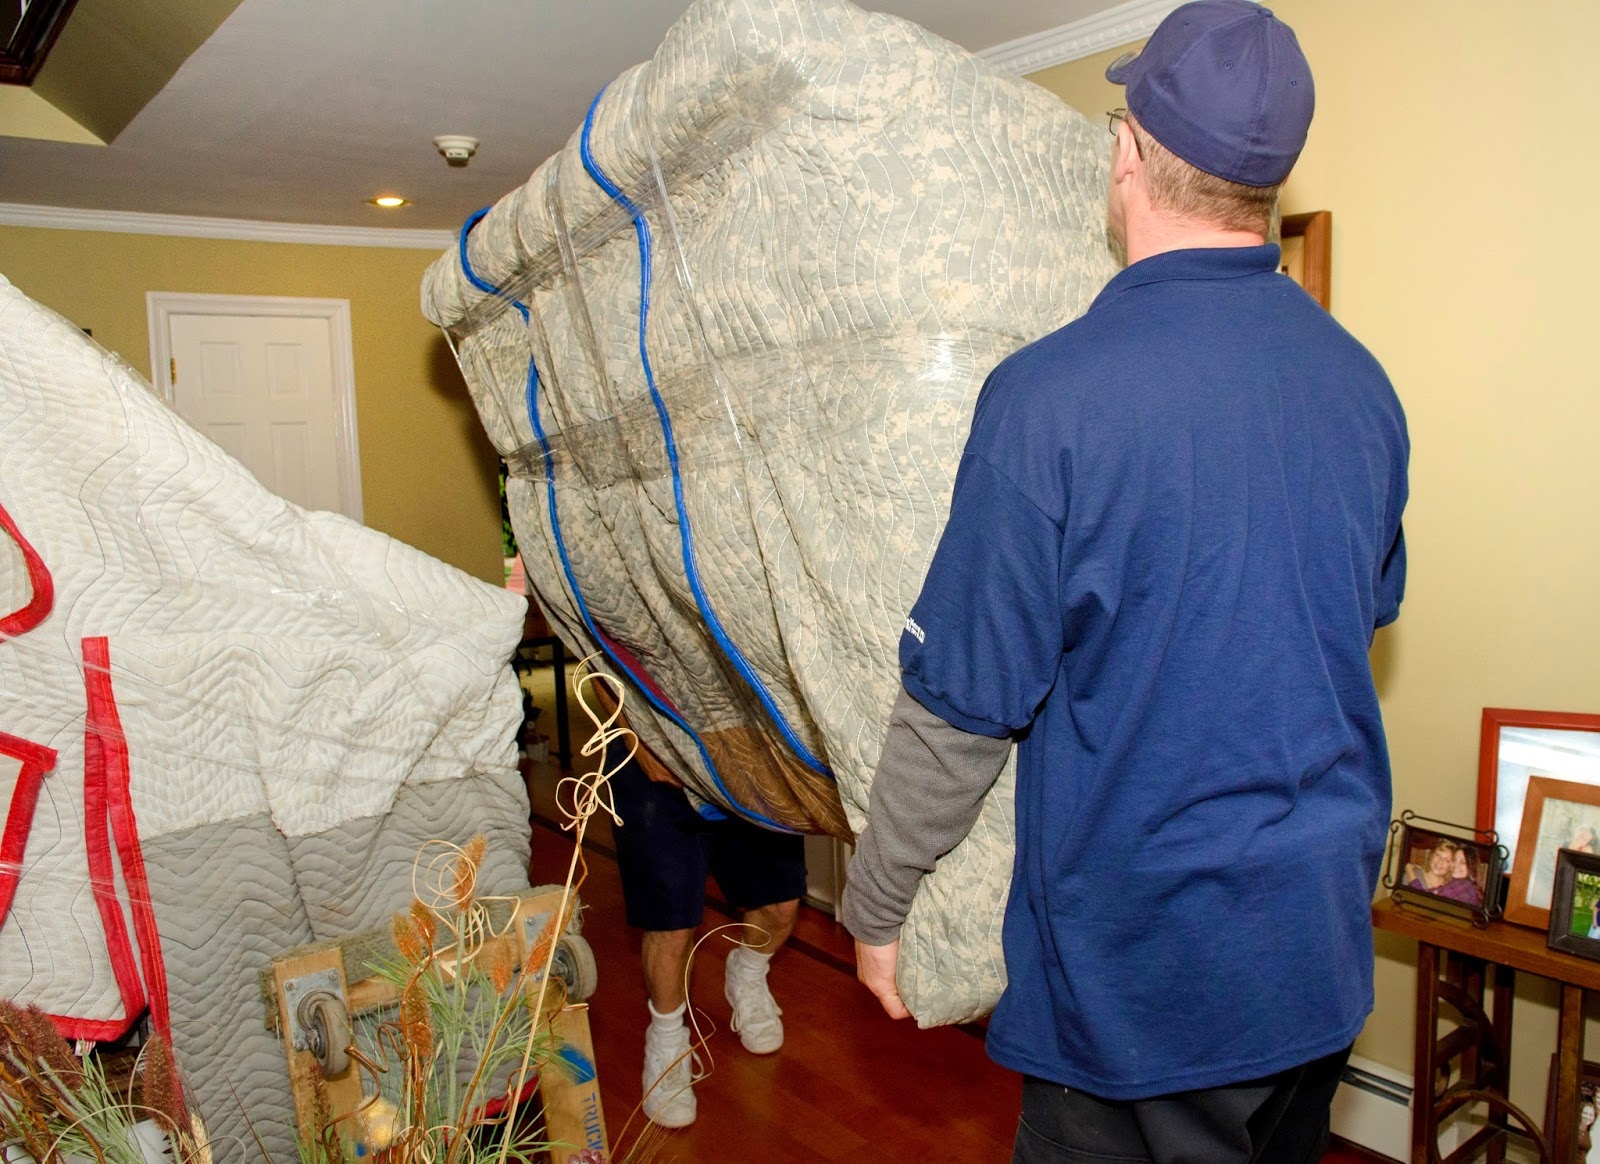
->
xmin=1332 ymin=1055 xmax=1413 ymax=1159
xmin=1334 ymin=1056 xmax=1542 ymax=1161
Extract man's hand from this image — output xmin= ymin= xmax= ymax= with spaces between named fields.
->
xmin=854 ymin=938 xmax=910 ymax=1020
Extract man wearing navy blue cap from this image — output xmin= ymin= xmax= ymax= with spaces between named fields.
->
xmin=840 ymin=2 xmax=1408 ymax=1160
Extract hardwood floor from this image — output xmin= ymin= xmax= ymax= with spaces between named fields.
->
xmin=525 ymin=791 xmax=1020 ymax=1161
xmin=518 ymin=663 xmax=1395 ymax=1162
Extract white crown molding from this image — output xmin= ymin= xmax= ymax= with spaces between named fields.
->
xmin=0 ymin=202 xmax=453 ymax=250
xmin=977 ymin=0 xmax=1184 ymax=75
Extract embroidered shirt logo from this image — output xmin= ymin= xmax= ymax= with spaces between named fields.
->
xmin=903 ymin=615 xmax=926 ymax=643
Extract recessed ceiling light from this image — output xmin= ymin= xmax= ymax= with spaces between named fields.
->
xmin=367 ymin=195 xmax=410 ymax=208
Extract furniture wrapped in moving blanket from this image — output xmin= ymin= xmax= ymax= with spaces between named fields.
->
xmin=422 ymin=0 xmax=1117 ymax=1024
xmin=0 ymin=274 xmax=531 ymax=1164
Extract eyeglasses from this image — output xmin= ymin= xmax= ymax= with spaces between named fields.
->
xmin=1106 ymin=108 xmax=1145 ymax=159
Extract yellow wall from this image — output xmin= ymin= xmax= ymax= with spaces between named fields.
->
xmin=1030 ymin=0 xmax=1600 ymax=1110
xmin=1029 ymin=42 xmax=1145 ymax=128
xmin=0 ymin=86 xmax=103 ymax=145
xmin=0 ymin=227 xmax=503 ymax=585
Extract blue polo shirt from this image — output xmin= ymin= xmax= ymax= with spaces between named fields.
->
xmin=901 ymin=245 xmax=1408 ymax=1099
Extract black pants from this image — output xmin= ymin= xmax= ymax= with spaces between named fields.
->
xmin=1011 ymin=1046 xmax=1351 ymax=1164
xmin=609 ymin=756 xmax=807 ymax=931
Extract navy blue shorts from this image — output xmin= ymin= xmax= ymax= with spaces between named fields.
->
xmin=609 ymin=757 xmax=808 ymax=932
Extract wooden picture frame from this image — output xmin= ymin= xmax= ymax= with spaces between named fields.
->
xmin=1507 ymin=777 xmax=1600 ymax=930
xmin=1545 ymin=1055 xmax=1600 ymax=1160
xmin=1279 ymin=211 xmax=1331 ymax=310
xmin=1476 ymin=708 xmax=1600 ymax=882
xmin=1548 ymin=849 xmax=1600 ymax=963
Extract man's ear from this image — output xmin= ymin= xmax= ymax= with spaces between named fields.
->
xmin=1111 ymin=123 xmax=1141 ymax=186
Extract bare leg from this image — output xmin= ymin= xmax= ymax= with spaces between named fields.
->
xmin=740 ymin=899 xmax=798 ymax=955
xmin=642 ymin=928 xmax=696 ymax=1012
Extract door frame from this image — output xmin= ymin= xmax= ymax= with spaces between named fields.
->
xmin=146 ymin=291 xmax=364 ymax=522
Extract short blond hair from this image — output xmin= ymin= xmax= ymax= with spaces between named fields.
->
xmin=1131 ymin=119 xmax=1281 ymax=235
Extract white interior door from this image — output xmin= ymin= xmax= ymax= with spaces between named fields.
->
xmin=148 ymin=294 xmax=363 ymax=521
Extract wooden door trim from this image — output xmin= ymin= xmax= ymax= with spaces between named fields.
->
xmin=145 ymin=292 xmax=364 ymax=523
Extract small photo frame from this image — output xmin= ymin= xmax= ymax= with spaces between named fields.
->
xmin=1384 ymin=812 xmax=1504 ymax=924
xmin=1507 ymin=777 xmax=1600 ymax=930
xmin=1548 ymin=849 xmax=1600 ymax=963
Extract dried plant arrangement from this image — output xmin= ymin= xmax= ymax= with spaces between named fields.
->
xmin=0 ymin=1002 xmax=204 ymax=1164
xmin=301 ymin=656 xmax=677 ymax=1164
xmin=302 ymin=836 xmax=560 ymax=1164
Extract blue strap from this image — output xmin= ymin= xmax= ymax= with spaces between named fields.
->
xmin=456 ymin=205 xmax=789 ymax=831
xmin=577 ymin=87 xmax=832 ymax=780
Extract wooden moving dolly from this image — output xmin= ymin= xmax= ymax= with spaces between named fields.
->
xmin=264 ymin=886 xmax=605 ymax=1164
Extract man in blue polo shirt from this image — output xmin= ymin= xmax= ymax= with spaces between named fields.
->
xmin=840 ymin=2 xmax=1408 ymax=1159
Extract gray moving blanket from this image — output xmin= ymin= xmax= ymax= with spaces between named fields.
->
xmin=422 ymin=0 xmax=1116 ymax=1024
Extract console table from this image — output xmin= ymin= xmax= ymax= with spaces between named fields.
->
xmin=1373 ymin=898 xmax=1600 ymax=1163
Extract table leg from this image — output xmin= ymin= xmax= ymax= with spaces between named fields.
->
xmin=1487 ymin=964 xmax=1514 ymax=1164
xmin=1413 ymin=942 xmax=1440 ymax=1164
xmin=552 ymin=639 xmax=572 ymax=769
xmin=1553 ymin=983 xmax=1585 ymax=1164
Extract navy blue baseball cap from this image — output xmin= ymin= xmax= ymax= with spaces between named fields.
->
xmin=1106 ymin=0 xmax=1314 ymax=187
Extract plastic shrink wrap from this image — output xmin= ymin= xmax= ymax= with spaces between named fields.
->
xmin=423 ymin=0 xmax=1117 ymax=1023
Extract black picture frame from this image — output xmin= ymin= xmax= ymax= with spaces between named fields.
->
xmin=1383 ymin=811 xmax=1505 ymax=926
xmin=1548 ymin=848 xmax=1600 ymax=961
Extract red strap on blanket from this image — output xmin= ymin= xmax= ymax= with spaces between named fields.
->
xmin=80 ymin=636 xmax=157 ymax=1038
xmin=0 ymin=511 xmax=165 ymax=1040
xmin=0 ymin=502 xmax=53 ymax=639
xmin=0 ymin=504 xmax=56 ymax=918
xmin=0 ymin=506 xmax=119 ymax=1036
xmin=594 ymin=625 xmax=681 ymax=717
xmin=0 ymin=732 xmax=56 ymax=925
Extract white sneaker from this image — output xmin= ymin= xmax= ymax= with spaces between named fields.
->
xmin=724 ymin=947 xmax=784 ymax=1055
xmin=641 ymin=1019 xmax=698 ymax=1128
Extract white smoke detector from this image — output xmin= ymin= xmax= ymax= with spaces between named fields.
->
xmin=433 ymin=135 xmax=479 ymax=165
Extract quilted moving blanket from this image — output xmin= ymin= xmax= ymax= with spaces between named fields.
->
xmin=422 ymin=0 xmax=1117 ymax=1024
xmin=0 ymin=274 xmax=531 ymax=1164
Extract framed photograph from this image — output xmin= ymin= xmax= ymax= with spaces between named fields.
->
xmin=1279 ymin=211 xmax=1331 ymax=310
xmin=1544 ymin=1056 xmax=1600 ymax=1160
xmin=1580 ymin=1065 xmax=1600 ymax=1161
xmin=1383 ymin=812 xmax=1504 ymax=924
xmin=1506 ymin=777 xmax=1600 ymax=930
xmin=1476 ymin=708 xmax=1600 ymax=879
xmin=1549 ymin=850 xmax=1600 ymax=963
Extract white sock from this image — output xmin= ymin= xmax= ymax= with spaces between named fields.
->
xmin=648 ymin=1000 xmax=686 ymax=1032
xmin=729 ymin=945 xmax=774 ymax=971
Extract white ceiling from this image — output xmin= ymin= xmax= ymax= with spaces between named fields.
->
xmin=0 ymin=0 xmax=1122 ymax=229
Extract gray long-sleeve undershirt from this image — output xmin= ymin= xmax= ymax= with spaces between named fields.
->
xmin=838 ymin=684 xmax=1013 ymax=946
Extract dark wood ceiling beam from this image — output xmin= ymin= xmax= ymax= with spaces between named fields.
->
xmin=0 ymin=0 xmax=81 ymax=86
